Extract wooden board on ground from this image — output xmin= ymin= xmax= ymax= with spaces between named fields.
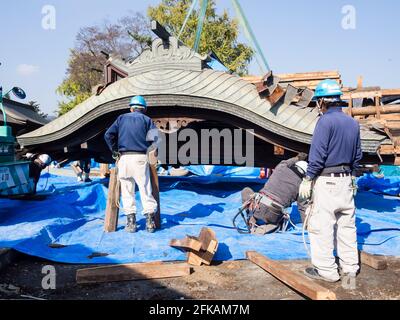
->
xmin=76 ymin=261 xmax=191 ymax=284
xmin=360 ymin=251 xmax=388 ymax=270
xmin=170 ymin=236 xmax=202 ymax=252
xmin=104 ymin=168 xmax=120 ymax=233
xmin=187 ymin=228 xmax=219 ymax=266
xmin=246 ymin=251 xmax=337 ymax=300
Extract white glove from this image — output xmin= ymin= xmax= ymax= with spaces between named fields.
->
xmin=299 ymin=178 xmax=313 ymax=201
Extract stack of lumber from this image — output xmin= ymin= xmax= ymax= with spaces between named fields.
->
xmin=170 ymin=227 xmax=219 ymax=266
xmin=243 ymin=71 xmax=342 ymax=90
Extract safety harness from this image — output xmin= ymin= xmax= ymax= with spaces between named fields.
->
xmin=232 ymin=192 xmax=296 ymax=235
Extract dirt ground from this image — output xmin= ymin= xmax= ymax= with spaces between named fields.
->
xmin=0 ymin=253 xmax=399 ymax=300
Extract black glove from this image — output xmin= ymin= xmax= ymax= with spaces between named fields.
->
xmin=297 ymin=153 xmax=308 ymax=161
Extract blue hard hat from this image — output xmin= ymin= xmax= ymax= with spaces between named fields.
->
xmin=129 ymin=95 xmax=147 ymax=109
xmin=314 ymin=80 xmax=343 ymax=100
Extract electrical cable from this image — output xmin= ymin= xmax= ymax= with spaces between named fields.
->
xmin=193 ymin=0 xmax=208 ymax=52
xmin=231 ymin=0 xmax=271 ymax=74
xmin=178 ymin=0 xmax=199 ymax=41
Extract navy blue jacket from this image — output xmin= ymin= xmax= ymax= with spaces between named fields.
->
xmin=104 ymin=112 xmax=157 ymax=153
xmin=307 ymin=107 xmax=362 ymax=179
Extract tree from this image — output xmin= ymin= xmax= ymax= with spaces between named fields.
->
xmin=28 ymin=101 xmax=48 ymax=119
xmin=56 ymin=12 xmax=152 ymax=116
xmin=148 ymin=0 xmax=254 ymax=75
xmin=57 ymin=3 xmax=254 ymax=116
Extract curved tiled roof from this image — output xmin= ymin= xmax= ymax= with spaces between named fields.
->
xmin=18 ymin=37 xmax=388 ymax=154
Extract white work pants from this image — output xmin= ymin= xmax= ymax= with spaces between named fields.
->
xmin=308 ymin=175 xmax=359 ymax=281
xmin=118 ymin=154 xmax=158 ymax=216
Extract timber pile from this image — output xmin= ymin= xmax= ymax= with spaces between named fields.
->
xmin=341 ymin=86 xmax=400 ymax=164
xmin=244 ymin=70 xmax=400 ymax=163
xmin=170 ymin=227 xmax=219 ymax=266
xmin=243 ymin=70 xmax=342 ymax=90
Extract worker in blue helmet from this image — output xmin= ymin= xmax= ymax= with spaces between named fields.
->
xmin=299 ymin=79 xmax=362 ymax=283
xmin=104 ymin=95 xmax=159 ymax=233
xmin=129 ymin=96 xmax=147 ymax=110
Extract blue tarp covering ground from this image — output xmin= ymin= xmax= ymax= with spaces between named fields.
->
xmin=0 ymin=167 xmax=399 ymax=264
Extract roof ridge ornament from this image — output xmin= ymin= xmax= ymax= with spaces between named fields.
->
xmin=126 ymin=21 xmax=209 ymax=76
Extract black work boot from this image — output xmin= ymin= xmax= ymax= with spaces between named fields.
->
xmin=145 ymin=213 xmax=156 ymax=233
xmin=125 ymin=215 xmax=137 ymax=233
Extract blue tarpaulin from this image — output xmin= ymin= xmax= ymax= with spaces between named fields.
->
xmin=0 ymin=168 xmax=399 ymax=264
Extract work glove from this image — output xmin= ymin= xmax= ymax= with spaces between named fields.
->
xmin=297 ymin=153 xmax=308 ymax=161
xmin=24 ymin=153 xmax=34 ymax=160
xmin=351 ymin=176 xmax=358 ymax=197
xmin=299 ymin=178 xmax=313 ymax=201
xmin=148 ymin=149 xmax=158 ymax=166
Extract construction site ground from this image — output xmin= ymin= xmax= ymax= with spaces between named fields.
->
xmin=1 ymin=252 xmax=399 ymax=300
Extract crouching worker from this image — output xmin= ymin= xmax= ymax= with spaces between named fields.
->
xmin=25 ymin=153 xmax=52 ymax=194
xmin=104 ymin=95 xmax=159 ymax=233
xmin=235 ymin=153 xmax=309 ymax=235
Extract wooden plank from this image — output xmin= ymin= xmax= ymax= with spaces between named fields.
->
xmin=360 ymin=251 xmax=388 ymax=270
xmin=170 ymin=236 xmax=202 ymax=252
xmin=243 ymin=71 xmax=340 ymax=85
xmin=375 ymin=96 xmax=382 ymax=119
xmin=280 ymin=80 xmax=322 ymax=87
xmin=198 ymin=227 xmax=217 ymax=251
xmin=345 ymin=104 xmax=400 ymax=116
xmin=188 ymin=240 xmax=218 ymax=266
xmin=187 ymin=228 xmax=219 ymax=266
xmin=242 ymin=76 xmax=263 ymax=84
xmin=382 ymin=89 xmax=400 ymax=96
xmin=342 ymin=90 xmax=382 ymax=100
xmin=148 ymin=150 xmax=161 ymax=229
xmin=357 ymin=76 xmax=363 ymax=89
xmin=104 ymin=168 xmax=120 ymax=233
xmin=246 ymin=251 xmax=337 ymax=300
xmin=379 ymin=144 xmax=400 ymax=155
xmin=277 ymin=71 xmax=340 ymax=82
xmin=348 ymin=97 xmax=353 ymax=117
xmin=76 ymin=262 xmax=190 ymax=284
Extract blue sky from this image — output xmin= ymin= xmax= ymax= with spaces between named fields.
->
xmin=0 ymin=0 xmax=399 ymax=115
